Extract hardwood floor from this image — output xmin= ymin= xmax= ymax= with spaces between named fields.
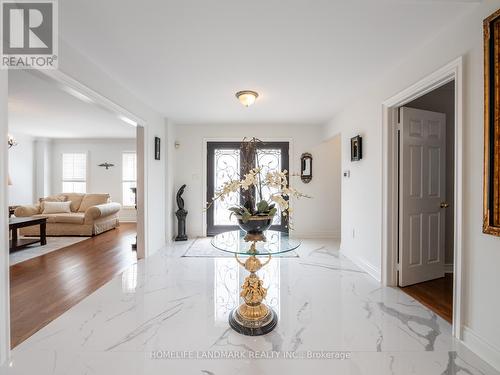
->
xmin=9 ymin=223 xmax=137 ymax=348
xmin=400 ymin=273 xmax=453 ymax=323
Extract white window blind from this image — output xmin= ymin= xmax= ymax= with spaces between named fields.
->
xmin=62 ymin=153 xmax=87 ymax=193
xmin=122 ymin=152 xmax=137 ymax=207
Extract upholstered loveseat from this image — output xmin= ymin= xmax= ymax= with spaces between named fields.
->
xmin=14 ymin=193 xmax=121 ymax=236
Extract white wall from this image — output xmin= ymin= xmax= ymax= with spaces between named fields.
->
xmin=173 ymin=124 xmax=341 ymax=239
xmin=34 ymin=139 xmax=52 ymax=199
xmin=57 ymin=40 xmax=168 ymax=253
xmin=50 ymin=138 xmax=137 ymax=221
xmin=7 ymin=133 xmax=35 ymax=206
xmin=323 ymin=1 xmax=500 ymax=369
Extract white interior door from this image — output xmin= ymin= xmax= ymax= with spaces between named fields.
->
xmin=399 ymin=107 xmax=447 ymax=287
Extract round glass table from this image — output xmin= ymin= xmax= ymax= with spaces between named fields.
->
xmin=211 ymin=230 xmax=301 ymax=336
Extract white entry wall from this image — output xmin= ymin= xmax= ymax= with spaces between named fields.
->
xmin=323 ymin=1 xmax=500 ymax=369
xmin=173 ymin=123 xmax=341 ymax=239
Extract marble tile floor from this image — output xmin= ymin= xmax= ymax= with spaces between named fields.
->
xmin=2 ymin=239 xmax=498 ymax=375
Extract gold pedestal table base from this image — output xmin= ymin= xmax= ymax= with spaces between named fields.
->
xmin=229 ymin=251 xmax=278 ymax=336
xmin=210 ymin=230 xmax=301 ymax=336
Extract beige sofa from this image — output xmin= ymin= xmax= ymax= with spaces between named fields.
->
xmin=14 ymin=193 xmax=121 ymax=236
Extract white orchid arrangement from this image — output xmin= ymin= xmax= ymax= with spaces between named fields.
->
xmin=209 ymin=139 xmax=310 ymax=224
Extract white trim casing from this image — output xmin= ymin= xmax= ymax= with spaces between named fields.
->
xmin=136 ymin=125 xmax=146 ymax=258
xmin=381 ymin=57 xmax=464 ymax=339
xmin=0 ymin=70 xmax=10 ymax=365
xmin=444 ymin=263 xmax=454 ymax=274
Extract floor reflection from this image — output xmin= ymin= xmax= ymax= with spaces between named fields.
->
xmin=121 ymin=263 xmax=138 ymax=293
xmin=214 ymin=257 xmax=281 ymax=323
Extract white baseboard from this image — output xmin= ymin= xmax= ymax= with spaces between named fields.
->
xmin=291 ymin=230 xmax=340 ymax=239
xmin=444 ymin=263 xmax=454 ymax=274
xmin=119 ymin=208 xmax=137 ymax=223
xmin=462 ymin=326 xmax=500 ymax=371
xmin=340 ymin=250 xmax=381 ymax=282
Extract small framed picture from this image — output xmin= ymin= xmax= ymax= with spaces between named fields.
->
xmin=351 ymin=135 xmax=362 ymax=161
xmin=154 ymin=137 xmax=161 ymax=160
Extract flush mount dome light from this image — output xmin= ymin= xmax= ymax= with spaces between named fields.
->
xmin=236 ymin=90 xmax=259 ymax=107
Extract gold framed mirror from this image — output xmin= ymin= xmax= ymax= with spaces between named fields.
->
xmin=483 ymin=9 xmax=500 ymax=236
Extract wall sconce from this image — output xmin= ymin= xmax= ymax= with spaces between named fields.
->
xmin=301 ymin=153 xmax=313 ymax=183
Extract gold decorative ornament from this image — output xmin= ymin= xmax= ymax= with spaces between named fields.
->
xmin=230 ymin=242 xmax=277 ymax=335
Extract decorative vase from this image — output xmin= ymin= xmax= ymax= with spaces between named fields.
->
xmin=237 ymin=215 xmax=273 ymax=238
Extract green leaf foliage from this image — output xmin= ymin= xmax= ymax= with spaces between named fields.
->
xmin=256 ymin=200 xmax=269 ymax=213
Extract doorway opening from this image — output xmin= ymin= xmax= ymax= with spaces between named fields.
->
xmin=6 ymin=69 xmax=146 ymax=348
xmin=206 ymin=141 xmax=289 ymax=236
xmin=397 ymin=81 xmax=455 ymax=323
xmin=382 ymin=57 xmax=463 ymax=338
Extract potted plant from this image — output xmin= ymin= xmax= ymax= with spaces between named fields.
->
xmin=208 ymin=138 xmax=309 ymax=238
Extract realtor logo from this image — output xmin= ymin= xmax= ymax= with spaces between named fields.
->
xmin=1 ymin=0 xmax=58 ymax=69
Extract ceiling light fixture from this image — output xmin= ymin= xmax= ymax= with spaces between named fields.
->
xmin=236 ymin=90 xmax=259 ymax=107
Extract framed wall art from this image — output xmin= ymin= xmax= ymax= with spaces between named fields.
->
xmin=350 ymin=135 xmax=362 ymax=162
xmin=483 ymin=9 xmax=500 ymax=236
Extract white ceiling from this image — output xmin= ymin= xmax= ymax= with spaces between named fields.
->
xmin=8 ymin=70 xmax=136 ymax=138
xmin=60 ymin=0 xmax=478 ymax=125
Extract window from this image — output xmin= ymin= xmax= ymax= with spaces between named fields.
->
xmin=122 ymin=152 xmax=137 ymax=207
xmin=62 ymin=153 xmax=87 ymax=193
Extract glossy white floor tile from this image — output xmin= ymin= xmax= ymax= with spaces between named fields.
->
xmin=2 ymin=239 xmax=498 ymax=375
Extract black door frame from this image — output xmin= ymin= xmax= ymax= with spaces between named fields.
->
xmin=206 ymin=141 xmax=290 ymax=236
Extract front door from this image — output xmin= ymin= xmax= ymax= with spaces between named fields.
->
xmin=206 ymin=141 xmax=289 ymax=236
xmin=399 ymin=107 xmax=447 ymax=287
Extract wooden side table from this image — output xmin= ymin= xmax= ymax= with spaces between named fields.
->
xmin=9 ymin=217 xmax=47 ymax=252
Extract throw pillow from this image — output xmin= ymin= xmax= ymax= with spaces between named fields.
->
xmin=39 ymin=194 xmax=67 ymax=211
xmin=42 ymin=201 xmax=72 ymax=214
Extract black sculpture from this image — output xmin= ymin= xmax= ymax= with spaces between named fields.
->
xmin=175 ymin=184 xmax=188 ymax=241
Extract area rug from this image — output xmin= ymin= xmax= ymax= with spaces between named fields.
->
xmin=182 ymin=237 xmax=299 ymax=258
xmin=10 ymin=236 xmax=89 ymax=266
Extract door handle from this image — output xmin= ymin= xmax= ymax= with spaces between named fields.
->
xmin=440 ymin=202 xmax=449 ymax=209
